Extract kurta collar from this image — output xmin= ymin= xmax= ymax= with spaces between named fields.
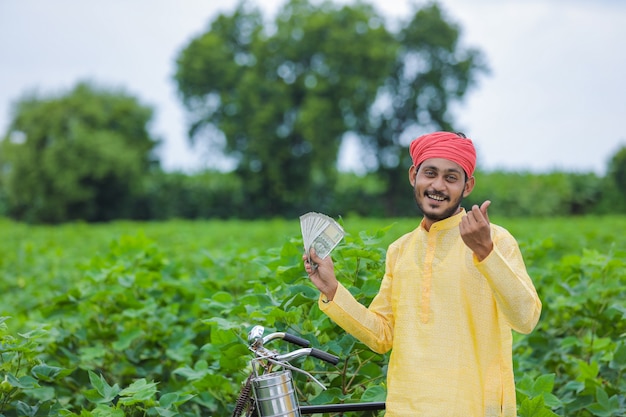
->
xmin=421 ymin=208 xmax=466 ymax=232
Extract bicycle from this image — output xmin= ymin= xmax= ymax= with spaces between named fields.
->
xmin=231 ymin=325 xmax=386 ymax=416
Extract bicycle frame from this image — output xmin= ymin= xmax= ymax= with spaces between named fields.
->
xmin=232 ymin=325 xmax=385 ymax=417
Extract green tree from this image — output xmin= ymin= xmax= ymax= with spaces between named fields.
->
xmin=361 ymin=3 xmax=488 ymax=216
xmin=0 ymin=82 xmax=158 ymax=223
xmin=175 ymin=0 xmax=486 ymax=218
xmin=175 ymin=0 xmax=396 ymax=216
xmin=604 ymin=145 xmax=626 ymax=211
xmin=608 ymin=146 xmax=626 ymax=193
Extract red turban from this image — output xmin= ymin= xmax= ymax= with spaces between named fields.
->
xmin=409 ymin=131 xmax=476 ymax=177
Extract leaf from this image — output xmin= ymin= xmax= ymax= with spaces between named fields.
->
xmin=310 ymin=387 xmax=346 ymax=405
xmin=201 ymin=316 xmax=240 ymax=331
xmin=165 ymin=343 xmax=196 ymax=362
xmin=609 ymin=341 xmax=626 ymax=369
xmin=518 ymin=396 xmax=559 ymax=417
xmin=611 ymin=303 xmax=626 ymax=319
xmin=5 ymin=373 xmax=38 ymax=389
xmin=112 ymin=327 xmax=143 ymax=351
xmin=91 ymin=404 xmax=125 ymax=417
xmin=153 ymin=407 xmax=179 ymax=417
xmin=585 ymin=386 xmax=624 ymax=417
xmin=281 ymin=290 xmax=316 ymax=310
xmin=576 ymin=360 xmax=599 ymax=382
xmin=595 ymin=386 xmax=610 ymax=409
xmin=30 ymin=364 xmax=72 ymax=382
xmin=158 ymin=392 xmax=195 ymax=408
xmin=211 ymin=291 xmax=234 ymax=303
xmin=543 ymin=392 xmax=562 ymax=409
xmin=16 ymin=401 xmax=39 ymax=417
xmin=17 ymin=328 xmax=48 ymax=339
xmin=80 ymin=345 xmax=108 ymax=363
xmin=87 ymin=371 xmax=120 ymax=403
xmin=361 ymin=385 xmax=386 ymax=402
xmin=560 ymin=336 xmax=581 ymax=349
xmin=172 ymin=360 xmax=210 ymax=381
xmin=532 ymin=374 xmax=555 ymax=395
xmin=117 ymin=378 xmax=158 ymax=405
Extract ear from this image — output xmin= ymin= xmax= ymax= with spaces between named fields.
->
xmin=408 ymin=165 xmax=417 ymax=187
xmin=463 ymin=175 xmax=475 ymax=197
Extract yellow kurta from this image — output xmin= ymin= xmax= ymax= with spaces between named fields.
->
xmin=319 ymin=210 xmax=541 ymax=416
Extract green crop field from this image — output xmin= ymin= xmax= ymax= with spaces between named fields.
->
xmin=1 ymin=215 xmax=625 ymax=416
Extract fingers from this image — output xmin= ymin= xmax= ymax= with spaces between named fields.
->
xmin=302 ymin=248 xmax=339 ymax=298
xmin=466 ymin=201 xmax=491 ymax=225
xmin=303 ymin=248 xmax=323 ymax=274
xmin=465 ymin=206 xmax=483 ymax=224
xmin=480 ymin=200 xmax=491 ymax=222
xmin=460 ymin=201 xmax=494 ymax=261
xmin=302 ymin=253 xmax=315 ymax=273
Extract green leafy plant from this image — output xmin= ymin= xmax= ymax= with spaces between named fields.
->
xmin=0 ymin=317 xmax=72 ymax=416
xmin=1 ymin=216 xmax=626 ymax=415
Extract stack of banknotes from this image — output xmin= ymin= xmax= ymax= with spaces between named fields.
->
xmin=300 ymin=212 xmax=344 ymax=268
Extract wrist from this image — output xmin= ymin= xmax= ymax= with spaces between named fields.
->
xmin=322 ymin=282 xmax=338 ymax=301
xmin=475 ymin=242 xmax=494 ymax=262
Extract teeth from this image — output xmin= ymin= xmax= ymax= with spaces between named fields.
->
xmin=427 ymin=193 xmax=445 ymax=201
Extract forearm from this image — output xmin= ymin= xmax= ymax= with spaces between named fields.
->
xmin=319 ymin=283 xmax=394 ymax=354
xmin=476 ymin=242 xmax=542 ymax=334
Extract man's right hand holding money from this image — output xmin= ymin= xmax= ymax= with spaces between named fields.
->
xmin=303 ymin=248 xmax=338 ymax=301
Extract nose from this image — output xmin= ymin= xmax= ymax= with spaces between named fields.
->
xmin=431 ymin=175 xmax=446 ymax=190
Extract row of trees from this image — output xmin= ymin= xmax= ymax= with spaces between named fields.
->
xmin=0 ymin=0 xmax=625 ymax=223
xmin=1 ymin=129 xmax=625 ymax=222
xmin=174 ymin=0 xmax=487 ymax=215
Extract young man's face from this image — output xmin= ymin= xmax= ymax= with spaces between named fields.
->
xmin=409 ymin=158 xmax=475 ymax=224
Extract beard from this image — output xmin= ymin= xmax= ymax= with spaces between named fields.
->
xmin=414 ymin=187 xmax=465 ymax=222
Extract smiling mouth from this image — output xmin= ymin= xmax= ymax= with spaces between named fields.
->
xmin=426 ymin=192 xmax=447 ymax=202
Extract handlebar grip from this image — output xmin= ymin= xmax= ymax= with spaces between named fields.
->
xmin=310 ymin=348 xmax=340 ymax=365
xmin=282 ymin=333 xmax=311 ymax=348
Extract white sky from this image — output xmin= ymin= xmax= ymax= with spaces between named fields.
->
xmin=1 ymin=0 xmax=625 ymax=175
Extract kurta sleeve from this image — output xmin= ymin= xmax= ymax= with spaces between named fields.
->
xmin=318 ymin=243 xmax=398 ymax=354
xmin=475 ymin=227 xmax=542 ymax=334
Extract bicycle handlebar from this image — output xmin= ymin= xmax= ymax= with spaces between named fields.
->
xmin=273 ymin=347 xmax=339 ymax=366
xmin=277 ymin=333 xmax=339 ymax=365
xmin=300 ymin=402 xmax=386 ymax=414
xmin=248 ymin=326 xmax=339 ymax=366
xmin=310 ymin=348 xmax=340 ymax=365
xmin=282 ymin=333 xmax=311 ymax=348
xmin=238 ymin=326 xmax=384 ymax=415
xmin=249 ymin=326 xmax=310 ymax=348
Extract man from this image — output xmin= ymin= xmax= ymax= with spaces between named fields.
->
xmin=303 ymin=131 xmax=542 ymax=416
